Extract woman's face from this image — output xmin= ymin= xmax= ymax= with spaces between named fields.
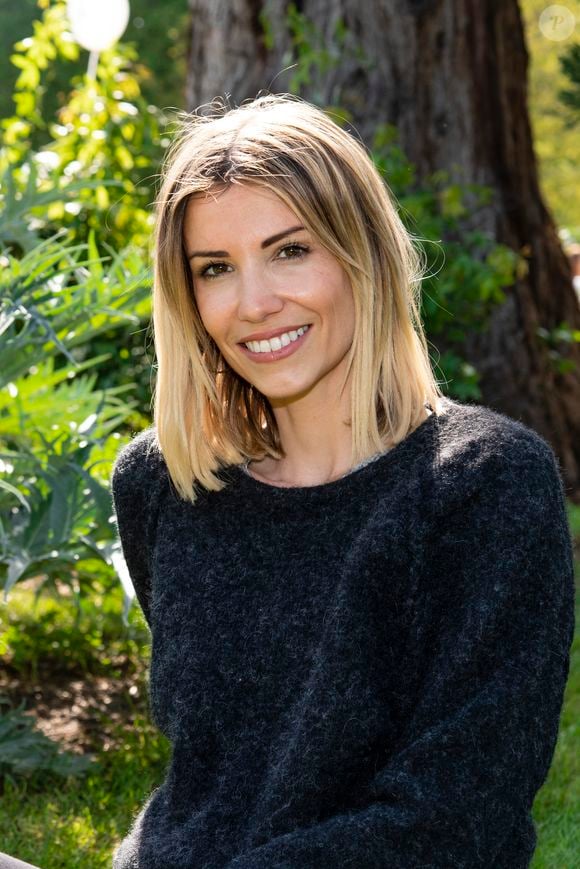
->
xmin=183 ymin=183 xmax=355 ymax=406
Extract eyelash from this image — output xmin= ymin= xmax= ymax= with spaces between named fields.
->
xmin=197 ymin=241 xmax=310 ymax=280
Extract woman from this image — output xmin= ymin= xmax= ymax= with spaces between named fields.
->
xmin=6 ymin=93 xmax=571 ymax=869
xmin=106 ymin=93 xmax=575 ymax=869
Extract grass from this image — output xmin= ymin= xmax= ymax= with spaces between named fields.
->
xmin=0 ymin=721 xmax=170 ymax=869
xmin=0 ymin=503 xmax=578 ymax=869
xmin=531 ymin=600 xmax=580 ymax=868
xmin=0 ymin=582 xmax=171 ymax=868
xmin=529 ymin=500 xmax=580 ymax=868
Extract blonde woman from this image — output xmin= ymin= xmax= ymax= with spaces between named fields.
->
xmin=107 ymin=94 xmax=574 ymax=869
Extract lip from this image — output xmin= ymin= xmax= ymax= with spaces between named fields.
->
xmin=238 ymin=323 xmax=311 ymax=343
xmin=238 ymin=325 xmax=312 ymax=363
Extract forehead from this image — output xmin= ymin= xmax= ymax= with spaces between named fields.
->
xmin=183 ymin=184 xmax=302 ymax=242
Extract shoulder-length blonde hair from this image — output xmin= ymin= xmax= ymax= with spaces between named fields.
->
xmin=151 ymin=92 xmax=445 ymax=503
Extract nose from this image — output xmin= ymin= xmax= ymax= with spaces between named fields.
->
xmin=236 ymin=266 xmax=284 ymax=322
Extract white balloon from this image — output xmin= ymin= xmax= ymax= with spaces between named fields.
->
xmin=67 ymin=0 xmax=130 ymax=53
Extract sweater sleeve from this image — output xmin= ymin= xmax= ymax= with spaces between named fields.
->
xmin=227 ymin=435 xmax=576 ymax=869
xmin=110 ymin=427 xmax=167 ymax=629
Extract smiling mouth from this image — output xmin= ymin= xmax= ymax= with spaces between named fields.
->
xmin=242 ymin=325 xmax=310 ymax=353
xmin=238 ymin=324 xmax=312 ymax=362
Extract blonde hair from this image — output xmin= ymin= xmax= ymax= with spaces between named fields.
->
xmin=151 ymin=92 xmax=446 ymax=502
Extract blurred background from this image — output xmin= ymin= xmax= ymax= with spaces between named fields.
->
xmin=0 ymin=1 xmax=578 ymax=866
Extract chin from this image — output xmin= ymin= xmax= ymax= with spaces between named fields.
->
xmin=259 ymin=383 xmax=317 ymax=405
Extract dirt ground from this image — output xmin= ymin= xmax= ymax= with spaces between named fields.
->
xmin=0 ymin=661 xmax=148 ymax=754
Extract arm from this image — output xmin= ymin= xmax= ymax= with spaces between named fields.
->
xmin=110 ymin=427 xmax=166 ymax=628
xmin=228 ymin=438 xmax=576 ymax=869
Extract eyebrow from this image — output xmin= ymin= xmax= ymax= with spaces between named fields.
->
xmin=187 ymin=225 xmax=306 ymax=260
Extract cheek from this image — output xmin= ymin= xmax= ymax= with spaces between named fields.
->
xmin=194 ymin=298 xmax=242 ymax=365
xmin=327 ymin=273 xmax=355 ymax=324
xmin=193 ymin=293 xmax=228 ymax=341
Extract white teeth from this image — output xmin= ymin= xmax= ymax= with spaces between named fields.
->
xmin=245 ymin=325 xmax=310 ymax=354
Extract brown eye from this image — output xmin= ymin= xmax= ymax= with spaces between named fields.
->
xmin=199 ymin=261 xmax=230 ymax=279
xmin=278 ymin=243 xmax=309 ymax=259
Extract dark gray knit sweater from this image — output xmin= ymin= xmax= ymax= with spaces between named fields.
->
xmin=110 ymin=396 xmax=575 ymax=869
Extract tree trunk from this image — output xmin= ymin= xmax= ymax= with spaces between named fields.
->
xmin=186 ymin=0 xmax=580 ymax=500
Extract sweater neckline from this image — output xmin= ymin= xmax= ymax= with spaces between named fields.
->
xmin=230 ymin=399 xmax=448 ymax=499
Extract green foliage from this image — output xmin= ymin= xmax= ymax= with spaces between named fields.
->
xmin=6 ymin=0 xmax=80 ymax=137
xmin=0 ymin=158 xmax=117 ymax=254
xmin=275 ymin=2 xmax=373 ymax=110
xmin=566 ymin=500 xmax=580 ymax=541
xmin=0 ymin=232 xmax=151 ymax=607
xmin=0 ymin=232 xmax=149 ymax=388
xmin=519 ymin=0 xmax=580 ymax=240
xmin=0 ymin=696 xmax=94 ymax=786
xmin=559 ymin=42 xmax=580 ymax=120
xmin=536 ymin=321 xmax=580 ymax=375
xmin=0 ymin=3 xmax=159 ymax=612
xmin=0 ymin=0 xmax=162 ymax=421
xmin=1 ymin=582 xmax=149 ymax=681
xmin=0 ymin=0 xmax=168 ymax=253
xmin=0 ymin=0 xmax=189 ymax=122
xmin=372 ymin=123 xmax=524 ymax=400
xmin=1 ymin=435 xmax=117 ymax=599
xmin=123 ymin=0 xmax=189 ymax=112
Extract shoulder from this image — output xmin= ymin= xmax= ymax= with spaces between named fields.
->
xmin=433 ymin=398 xmax=565 ymax=508
xmin=110 ymin=426 xmax=168 ymax=498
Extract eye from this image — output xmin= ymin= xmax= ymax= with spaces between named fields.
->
xmin=198 ymin=260 xmax=231 ymax=279
xmin=277 ymin=242 xmax=309 ymax=260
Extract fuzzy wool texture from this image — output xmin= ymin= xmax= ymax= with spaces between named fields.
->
xmin=110 ymin=397 xmax=575 ymax=869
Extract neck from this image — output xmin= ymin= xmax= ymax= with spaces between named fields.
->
xmin=250 ymin=378 xmax=358 ymax=486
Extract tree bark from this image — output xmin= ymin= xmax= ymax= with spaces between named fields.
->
xmin=186 ymin=0 xmax=580 ymax=500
